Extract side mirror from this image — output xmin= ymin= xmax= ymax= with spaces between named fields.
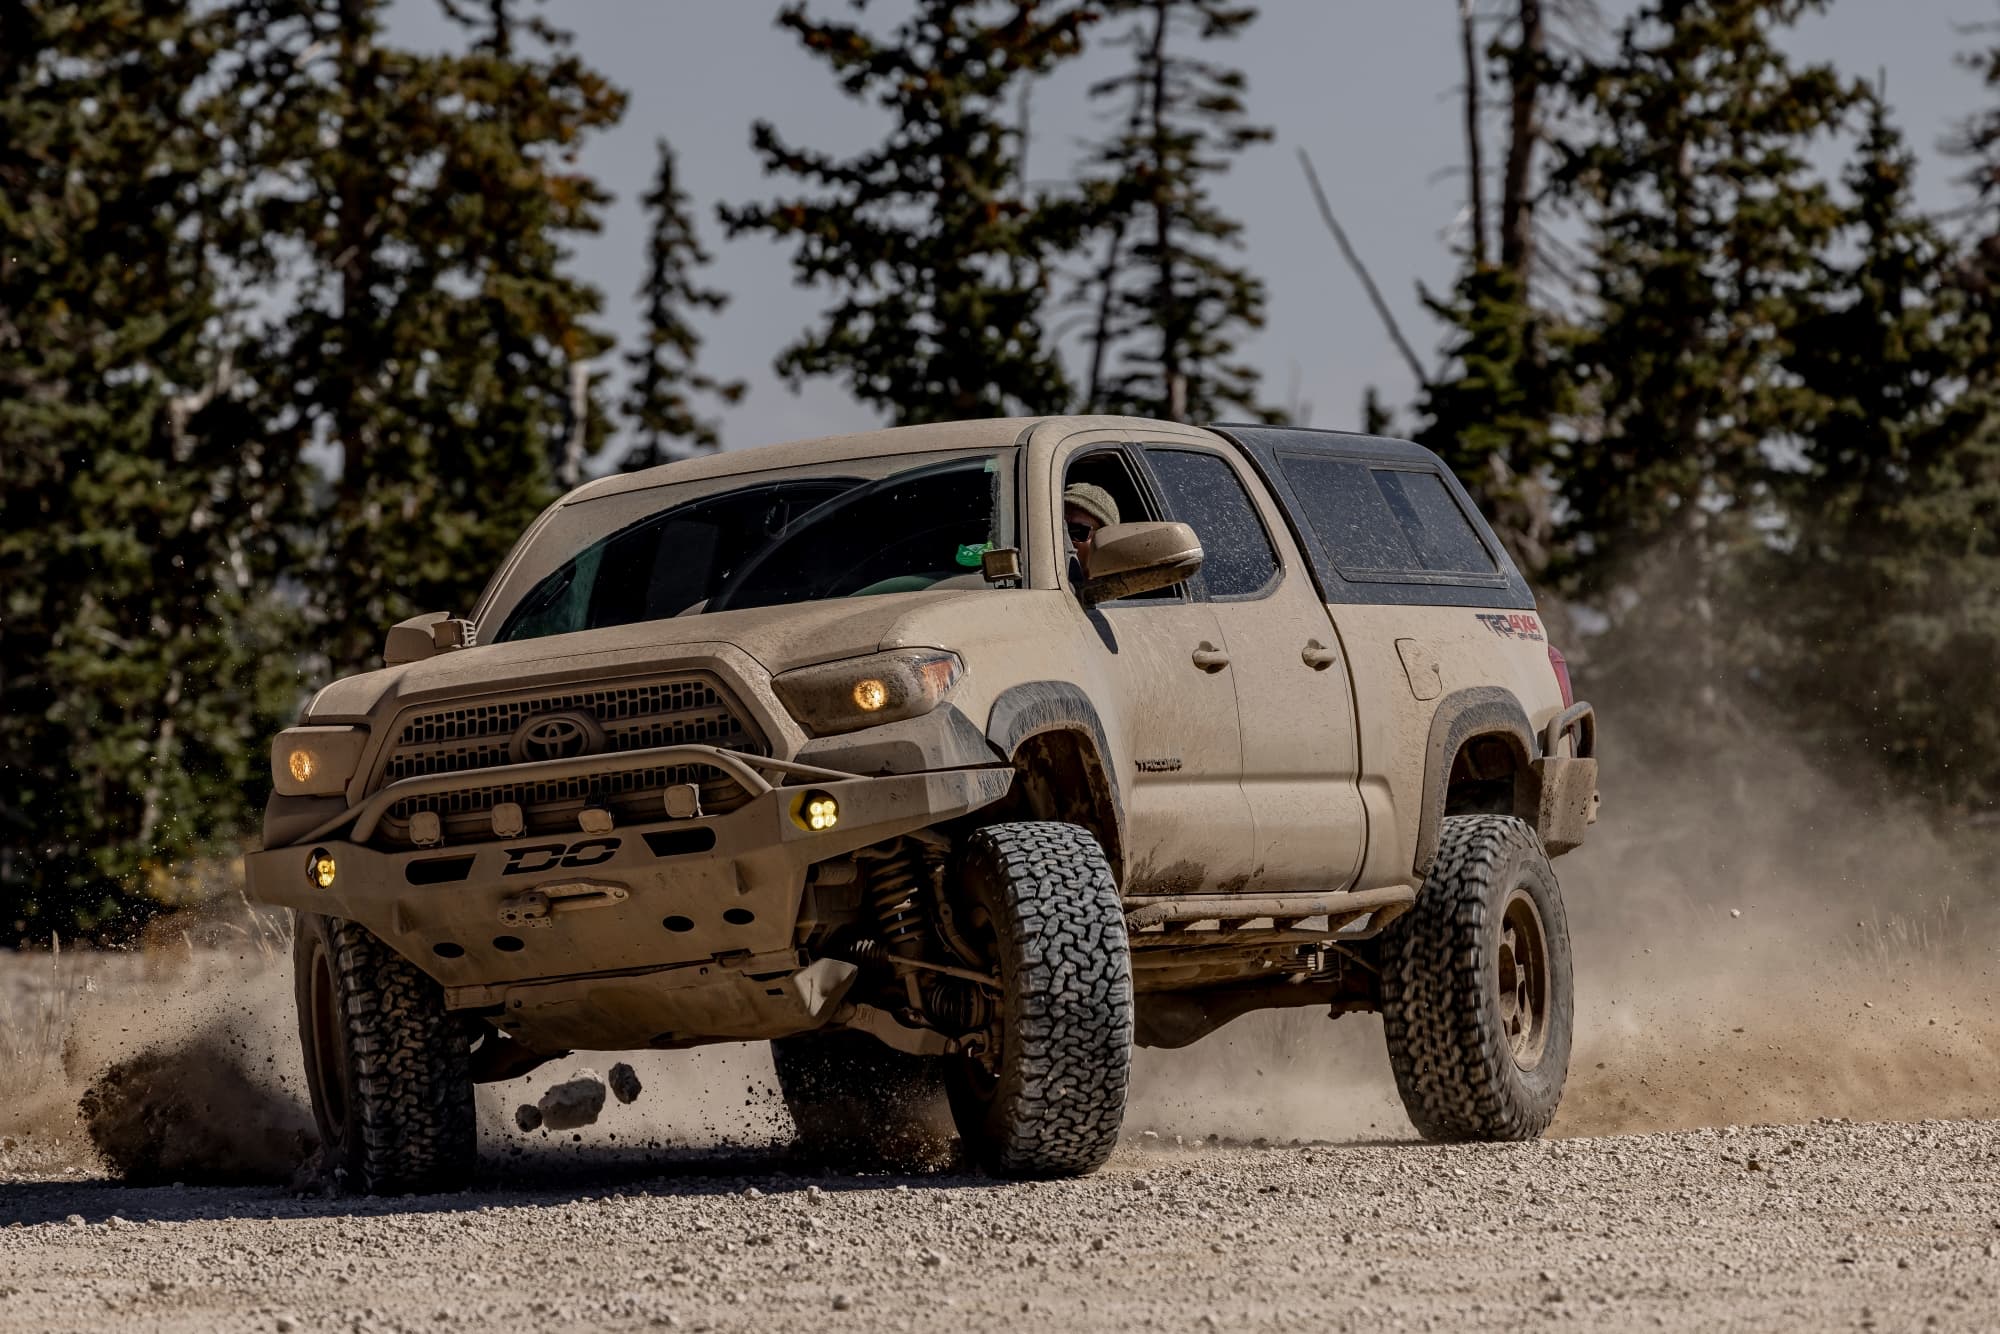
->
xmin=1079 ymin=521 xmax=1204 ymax=608
xmin=384 ymin=612 xmax=471 ymax=666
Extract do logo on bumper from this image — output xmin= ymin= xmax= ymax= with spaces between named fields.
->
xmin=502 ymin=838 xmax=620 ymax=875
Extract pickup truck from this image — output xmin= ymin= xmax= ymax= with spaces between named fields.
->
xmin=247 ymin=415 xmax=1599 ymax=1191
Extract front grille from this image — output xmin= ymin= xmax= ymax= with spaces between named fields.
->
xmin=372 ymin=675 xmax=766 ymax=848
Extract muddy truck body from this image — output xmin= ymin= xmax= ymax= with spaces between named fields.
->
xmin=247 ymin=416 xmax=1599 ymax=1190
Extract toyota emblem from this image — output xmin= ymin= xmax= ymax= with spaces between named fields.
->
xmin=509 ymin=710 xmax=603 ymax=763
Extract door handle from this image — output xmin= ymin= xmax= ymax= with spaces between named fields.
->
xmin=1191 ymin=642 xmax=1230 ymax=673
xmin=1302 ymin=639 xmax=1339 ymax=671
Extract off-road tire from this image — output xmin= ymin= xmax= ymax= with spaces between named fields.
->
xmin=770 ymin=1029 xmax=953 ymax=1169
xmin=1380 ymin=815 xmax=1573 ymax=1142
xmin=945 ymin=822 xmax=1132 ymax=1178
xmin=294 ymin=911 xmax=475 ymax=1194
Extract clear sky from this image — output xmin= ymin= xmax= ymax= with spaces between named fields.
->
xmin=391 ymin=1 xmax=1993 ymax=457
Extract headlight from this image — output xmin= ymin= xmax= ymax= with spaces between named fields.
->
xmin=773 ymin=649 xmax=963 ymax=737
xmin=271 ymin=726 xmax=369 ymax=797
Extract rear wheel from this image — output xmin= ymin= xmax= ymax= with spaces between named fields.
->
xmin=294 ymin=912 xmax=475 ymax=1193
xmin=944 ymin=822 xmax=1132 ymax=1178
xmin=770 ymin=1029 xmax=952 ymax=1168
xmin=1379 ymin=815 xmax=1573 ymax=1141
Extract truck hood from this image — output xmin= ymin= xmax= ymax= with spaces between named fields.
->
xmin=304 ymin=590 xmax=992 ymax=722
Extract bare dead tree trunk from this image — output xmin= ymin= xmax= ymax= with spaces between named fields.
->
xmin=1499 ymin=0 xmax=1545 ymax=282
xmin=1297 ymin=149 xmax=1429 ymax=391
xmin=1459 ymin=0 xmax=1489 ymax=267
xmin=1144 ymin=0 xmax=1180 ymax=420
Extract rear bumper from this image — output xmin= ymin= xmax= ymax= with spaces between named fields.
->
xmin=246 ymin=759 xmax=1014 ymax=1048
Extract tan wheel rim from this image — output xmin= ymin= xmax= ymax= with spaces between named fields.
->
xmin=1497 ymin=887 xmax=1551 ymax=1071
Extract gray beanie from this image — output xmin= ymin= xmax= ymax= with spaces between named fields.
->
xmin=1062 ymin=482 xmax=1120 ymax=530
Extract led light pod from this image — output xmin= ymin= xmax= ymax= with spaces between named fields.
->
xmin=790 ymin=790 xmax=840 ymax=833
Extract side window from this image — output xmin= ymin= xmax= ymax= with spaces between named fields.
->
xmin=1144 ymin=448 xmax=1280 ymax=599
xmin=1278 ymin=454 xmax=1498 ymax=581
xmin=1062 ymin=448 xmax=1178 ymax=600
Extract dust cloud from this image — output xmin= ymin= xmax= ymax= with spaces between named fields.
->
xmin=1126 ymin=694 xmax=2000 ymax=1143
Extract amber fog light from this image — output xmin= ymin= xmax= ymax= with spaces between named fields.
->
xmin=791 ymin=790 xmax=840 ymax=833
xmin=288 ymin=749 xmax=315 ymax=784
xmin=307 ymin=848 xmax=337 ymax=889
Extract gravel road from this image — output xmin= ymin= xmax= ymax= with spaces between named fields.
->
xmin=5 ymin=1118 xmax=2000 ymax=1333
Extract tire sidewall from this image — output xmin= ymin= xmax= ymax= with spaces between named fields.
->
xmin=292 ymin=911 xmax=362 ymax=1178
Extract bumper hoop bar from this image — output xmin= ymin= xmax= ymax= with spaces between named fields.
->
xmin=300 ymin=745 xmax=862 ymax=845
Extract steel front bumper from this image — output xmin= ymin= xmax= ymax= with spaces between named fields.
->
xmin=246 ymin=747 xmax=1013 ymax=1051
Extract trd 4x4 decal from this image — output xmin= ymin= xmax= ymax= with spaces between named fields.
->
xmin=501 ymin=838 xmax=621 ymax=875
xmin=1475 ymin=612 xmax=1544 ymax=642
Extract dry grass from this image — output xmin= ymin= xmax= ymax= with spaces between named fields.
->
xmin=0 ymin=935 xmax=75 ymax=1096
xmin=1844 ymin=896 xmax=1972 ymax=973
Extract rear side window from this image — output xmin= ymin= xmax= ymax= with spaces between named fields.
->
xmin=1277 ymin=455 xmax=1497 ymax=581
xmin=1144 ymin=448 xmax=1280 ymax=599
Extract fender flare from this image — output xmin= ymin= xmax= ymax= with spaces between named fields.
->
xmin=985 ymin=681 xmax=1126 ymax=872
xmin=1414 ymin=686 xmax=1538 ymax=879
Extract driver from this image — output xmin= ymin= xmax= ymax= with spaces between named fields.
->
xmin=1062 ymin=483 xmax=1119 ymax=580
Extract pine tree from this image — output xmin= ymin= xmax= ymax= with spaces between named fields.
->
xmin=1413 ymin=2 xmax=1573 ymax=577
xmin=1413 ymin=268 xmax=1570 ymax=576
xmin=1552 ymin=0 xmax=1860 ymax=690
xmin=721 ymin=1 xmax=1094 ymax=424
xmin=231 ymin=0 xmax=624 ymax=669
xmin=621 ymin=141 xmax=745 ymax=470
xmin=1757 ymin=96 xmax=2000 ymax=806
xmin=1953 ymin=14 xmax=2000 ymax=306
xmin=1074 ymin=0 xmax=1277 ymax=422
xmin=0 ymin=1 xmax=305 ymax=935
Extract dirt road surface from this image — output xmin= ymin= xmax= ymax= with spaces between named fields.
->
xmin=5 ymin=1118 xmax=1999 ymax=1333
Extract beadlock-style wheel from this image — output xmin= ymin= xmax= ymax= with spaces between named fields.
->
xmin=1380 ymin=815 xmax=1574 ymax=1142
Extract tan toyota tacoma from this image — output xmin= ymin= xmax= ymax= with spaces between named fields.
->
xmin=247 ymin=416 xmax=1598 ymax=1191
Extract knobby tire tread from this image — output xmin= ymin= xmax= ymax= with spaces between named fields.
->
xmin=1379 ymin=815 xmax=1572 ymax=1143
xmin=962 ymin=822 xmax=1133 ymax=1179
xmin=300 ymin=913 xmax=475 ymax=1194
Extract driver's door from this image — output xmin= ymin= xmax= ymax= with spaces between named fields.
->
xmin=1061 ymin=443 xmax=1252 ymax=895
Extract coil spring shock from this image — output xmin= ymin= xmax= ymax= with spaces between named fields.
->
xmin=860 ymin=842 xmax=927 ymax=958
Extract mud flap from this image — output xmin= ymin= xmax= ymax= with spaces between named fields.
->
xmin=1527 ymin=755 xmax=1598 ymax=855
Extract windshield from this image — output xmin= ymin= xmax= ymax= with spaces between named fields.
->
xmin=493 ymin=450 xmax=1016 ymax=643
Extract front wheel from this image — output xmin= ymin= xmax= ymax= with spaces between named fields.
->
xmin=294 ymin=912 xmax=475 ymax=1193
xmin=1379 ymin=815 xmax=1573 ymax=1141
xmin=944 ymin=822 xmax=1133 ymax=1178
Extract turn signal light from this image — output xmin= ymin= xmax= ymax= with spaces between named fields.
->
xmin=307 ymin=848 xmax=337 ymax=889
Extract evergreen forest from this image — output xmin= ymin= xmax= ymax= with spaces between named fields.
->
xmin=5 ymin=0 xmax=2000 ymax=937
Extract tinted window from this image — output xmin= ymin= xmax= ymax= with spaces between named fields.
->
xmin=711 ymin=456 xmax=1005 ymax=612
xmin=1278 ymin=455 xmax=1497 ymax=579
xmin=1145 ymin=449 xmax=1280 ymax=598
xmin=495 ymin=454 xmax=1012 ymax=642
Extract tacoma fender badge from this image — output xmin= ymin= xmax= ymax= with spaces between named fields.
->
xmin=1135 ymin=757 xmax=1183 ymax=774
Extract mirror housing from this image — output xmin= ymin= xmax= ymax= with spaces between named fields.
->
xmin=1079 ymin=521 xmax=1204 ymax=608
xmin=384 ymin=612 xmax=471 ymax=666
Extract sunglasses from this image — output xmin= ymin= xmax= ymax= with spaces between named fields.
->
xmin=1067 ymin=521 xmax=1097 ymax=543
